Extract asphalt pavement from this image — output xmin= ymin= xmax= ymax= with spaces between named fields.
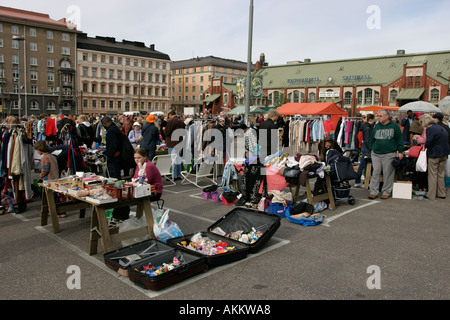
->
xmin=0 ymin=170 xmax=449 ymax=304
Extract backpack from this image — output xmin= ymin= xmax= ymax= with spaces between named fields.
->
xmin=119 ymin=133 xmax=136 ymax=170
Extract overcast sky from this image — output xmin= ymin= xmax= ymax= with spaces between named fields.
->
xmin=3 ymin=0 xmax=450 ymax=65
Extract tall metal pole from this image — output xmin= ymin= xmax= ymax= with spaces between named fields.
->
xmin=245 ymin=0 xmax=254 ymax=125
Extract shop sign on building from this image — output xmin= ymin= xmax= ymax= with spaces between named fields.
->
xmin=319 ymin=91 xmax=340 ymax=98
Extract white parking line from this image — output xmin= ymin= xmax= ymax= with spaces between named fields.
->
xmin=322 ymin=198 xmax=379 ymax=227
xmin=35 ymin=205 xmax=290 ymax=299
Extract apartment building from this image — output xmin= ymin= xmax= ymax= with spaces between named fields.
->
xmin=171 ymin=56 xmax=249 ymax=114
xmin=77 ymin=34 xmax=171 ymax=116
xmin=0 ymin=6 xmax=80 ymax=117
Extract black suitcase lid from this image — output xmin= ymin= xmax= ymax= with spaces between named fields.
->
xmin=104 ymin=239 xmax=175 ymax=270
xmin=207 ymin=207 xmax=281 ymax=253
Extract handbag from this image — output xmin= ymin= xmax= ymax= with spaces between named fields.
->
xmin=415 ymin=146 xmax=427 ymax=172
xmin=408 ymin=145 xmax=422 ymax=158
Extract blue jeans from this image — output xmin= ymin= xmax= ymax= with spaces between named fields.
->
xmin=168 ymin=147 xmax=181 ymax=179
xmin=355 ymin=144 xmax=370 ymax=184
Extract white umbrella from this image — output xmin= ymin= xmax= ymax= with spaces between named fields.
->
xmin=398 ymin=101 xmax=441 ymax=113
xmin=438 ymin=96 xmax=450 ymax=115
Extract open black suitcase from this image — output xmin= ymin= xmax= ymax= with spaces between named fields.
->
xmin=208 ymin=208 xmax=281 ymax=253
xmin=167 ymin=231 xmax=249 ymax=267
xmin=167 ymin=208 xmax=281 ymax=266
xmin=104 ymin=239 xmax=207 ymax=291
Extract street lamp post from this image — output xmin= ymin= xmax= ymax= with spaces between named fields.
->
xmin=13 ymin=35 xmax=25 ymax=119
xmin=245 ymin=0 xmax=254 ymax=125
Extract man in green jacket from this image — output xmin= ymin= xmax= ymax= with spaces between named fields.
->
xmin=368 ymin=109 xmax=405 ymax=199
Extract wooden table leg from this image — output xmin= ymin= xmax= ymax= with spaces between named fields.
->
xmin=44 ymin=188 xmax=60 ymax=233
xmin=40 ymin=188 xmax=49 ymax=227
xmin=89 ymin=206 xmax=99 ymax=255
xmin=96 ymin=206 xmax=113 ymax=254
xmin=325 ymin=175 xmax=336 ymax=210
xmin=142 ymin=199 xmax=155 ymax=239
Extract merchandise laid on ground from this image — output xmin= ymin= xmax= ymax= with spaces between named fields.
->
xmin=103 ymin=208 xmax=281 ymax=291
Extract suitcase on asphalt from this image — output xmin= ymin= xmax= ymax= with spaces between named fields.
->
xmin=103 ymin=239 xmax=207 ymax=291
xmin=167 ymin=232 xmax=249 ymax=267
xmin=208 ymin=208 xmax=281 ymax=253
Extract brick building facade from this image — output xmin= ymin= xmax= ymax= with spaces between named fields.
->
xmin=0 ymin=6 xmax=80 ymax=117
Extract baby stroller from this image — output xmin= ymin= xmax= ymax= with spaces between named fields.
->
xmin=325 ymin=149 xmax=356 ymax=205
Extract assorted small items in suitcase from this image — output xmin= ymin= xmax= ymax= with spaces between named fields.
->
xmin=177 ymin=232 xmax=238 ymax=255
xmin=207 ymin=208 xmax=281 ymax=253
xmin=104 ymin=239 xmax=207 ymax=291
xmin=104 ymin=208 xmax=281 ymax=290
xmin=168 ymin=232 xmax=249 ymax=267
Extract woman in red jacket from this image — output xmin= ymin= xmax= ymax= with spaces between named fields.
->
xmin=132 ymin=148 xmax=163 ymax=202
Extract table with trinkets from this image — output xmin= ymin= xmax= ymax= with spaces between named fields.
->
xmin=40 ymin=177 xmax=155 ymax=255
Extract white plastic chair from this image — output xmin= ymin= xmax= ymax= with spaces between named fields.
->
xmin=153 ymin=154 xmax=177 ymax=186
xmin=181 ymin=157 xmax=216 ymax=188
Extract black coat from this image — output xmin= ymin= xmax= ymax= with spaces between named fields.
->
xmin=103 ymin=122 xmax=122 ymax=160
xmin=140 ymin=122 xmax=160 ymax=153
xmin=259 ymin=118 xmax=279 ymax=156
xmin=425 ymin=124 xmax=450 ymax=158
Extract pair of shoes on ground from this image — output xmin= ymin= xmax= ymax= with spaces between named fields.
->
xmin=108 ymin=218 xmax=120 ymax=229
xmin=368 ymin=194 xmax=390 ymax=200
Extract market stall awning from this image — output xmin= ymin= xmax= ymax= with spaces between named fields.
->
xmin=203 ymin=94 xmax=221 ymax=103
xmin=277 ymin=102 xmax=348 ymax=128
xmin=357 ymin=106 xmax=400 ymax=112
xmin=226 ymin=106 xmax=266 ymax=115
xmin=277 ymin=102 xmax=348 ymax=116
xmin=395 ymin=88 xmax=425 ymax=100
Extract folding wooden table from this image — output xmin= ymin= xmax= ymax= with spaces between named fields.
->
xmin=40 ymin=185 xmax=155 ymax=255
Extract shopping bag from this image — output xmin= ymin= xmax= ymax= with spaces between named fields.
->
xmin=153 ymin=209 xmax=183 ymax=243
xmin=408 ymin=145 xmax=422 ymax=158
xmin=415 ymin=147 xmax=427 ymax=172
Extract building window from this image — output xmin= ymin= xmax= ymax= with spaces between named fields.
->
xmin=30 ymin=57 xmax=38 ymax=66
xmin=12 ymin=25 xmax=19 ymax=34
xmin=47 ymin=31 xmax=53 ymax=39
xmin=293 ymin=90 xmax=299 ymax=103
xmin=357 ymin=91 xmax=363 ymax=105
xmin=390 ymin=89 xmax=398 ymax=101
xmin=430 ymin=88 xmax=440 ymax=101
xmin=344 ymin=91 xmax=352 ymax=105
xmin=30 ymin=42 xmax=37 ymax=51
xmin=12 ymin=39 xmax=19 ymax=49
xmin=47 ymin=44 xmax=54 ymax=53
xmin=30 ymin=71 xmax=38 ymax=80
xmin=62 ymin=47 xmax=70 ymax=55
xmin=47 ymin=59 xmax=54 ymax=67
xmin=308 ymin=92 xmax=316 ymax=103
xmin=48 ymin=71 xmax=54 ymax=81
xmin=374 ymin=90 xmax=380 ymax=104
xmin=62 ymin=102 xmax=71 ymax=110
xmin=364 ymin=88 xmax=373 ymax=105
xmin=62 ymin=33 xmax=70 ymax=41
xmin=30 ymin=100 xmax=39 ymax=110
xmin=47 ymin=101 xmax=56 ymax=110
xmin=61 ymin=61 xmax=71 ymax=68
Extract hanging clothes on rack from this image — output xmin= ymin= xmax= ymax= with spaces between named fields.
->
xmin=0 ymin=124 xmax=33 ymax=212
